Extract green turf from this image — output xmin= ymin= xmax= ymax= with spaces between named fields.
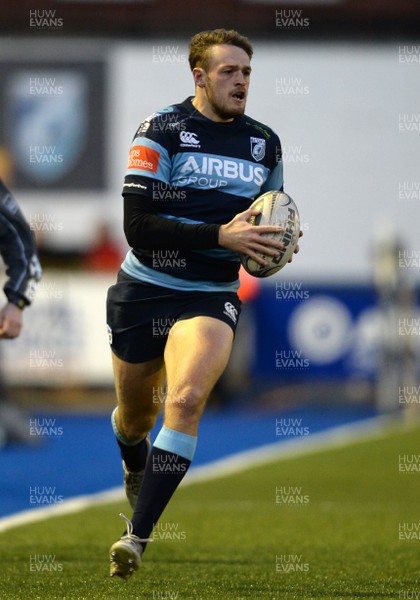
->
xmin=1 ymin=424 xmax=419 ymax=599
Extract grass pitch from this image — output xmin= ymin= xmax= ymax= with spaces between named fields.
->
xmin=1 ymin=423 xmax=418 ymax=599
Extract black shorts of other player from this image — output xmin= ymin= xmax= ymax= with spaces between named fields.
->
xmin=106 ymin=271 xmax=242 ymax=364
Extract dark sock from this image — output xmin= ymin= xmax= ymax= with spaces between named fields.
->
xmin=131 ymin=447 xmax=191 ymax=547
xmin=117 ymin=435 xmax=149 ymax=472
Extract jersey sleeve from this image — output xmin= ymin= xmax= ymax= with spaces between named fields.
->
xmin=260 ymin=134 xmax=283 ymax=194
xmin=122 ymin=110 xmax=221 ymax=250
xmin=123 ymin=112 xmax=175 ymax=197
xmin=0 ymin=180 xmax=42 ymax=308
xmin=124 ymin=195 xmax=220 ymax=250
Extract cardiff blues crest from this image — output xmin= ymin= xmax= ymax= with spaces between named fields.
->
xmin=250 ymin=137 xmax=266 ymax=162
xmin=7 ymin=70 xmax=87 ymax=185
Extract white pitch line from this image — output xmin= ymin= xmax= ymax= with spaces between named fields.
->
xmin=183 ymin=413 xmax=405 ymax=484
xmin=0 ymin=487 xmax=124 ymax=533
xmin=0 ymin=414 xmax=414 ymax=533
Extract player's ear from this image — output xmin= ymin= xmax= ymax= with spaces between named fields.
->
xmin=193 ymin=68 xmax=206 ymax=88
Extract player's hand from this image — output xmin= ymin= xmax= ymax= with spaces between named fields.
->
xmin=288 ymin=229 xmax=303 ymax=263
xmin=0 ymin=302 xmax=23 ymax=339
xmin=218 ymin=208 xmax=285 ymax=267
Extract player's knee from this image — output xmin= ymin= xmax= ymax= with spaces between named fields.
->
xmin=166 ymin=385 xmax=205 ymax=420
xmin=119 ymin=413 xmax=157 ymax=442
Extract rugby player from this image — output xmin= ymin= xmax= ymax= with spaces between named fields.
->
xmin=0 ymin=178 xmax=41 ymax=338
xmin=0 ymin=178 xmax=41 ymax=443
xmin=107 ymin=28 xmax=301 ymax=580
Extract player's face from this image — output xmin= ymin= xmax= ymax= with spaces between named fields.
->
xmin=196 ymin=44 xmax=251 ymax=122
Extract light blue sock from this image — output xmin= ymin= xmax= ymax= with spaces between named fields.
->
xmin=154 ymin=425 xmax=197 ymax=461
xmin=111 ymin=407 xmax=144 ymax=447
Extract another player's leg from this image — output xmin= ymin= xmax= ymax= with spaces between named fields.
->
xmin=128 ymin=316 xmax=234 ymax=555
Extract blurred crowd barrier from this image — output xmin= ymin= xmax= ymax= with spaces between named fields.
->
xmin=0 ymin=269 xmax=418 ymax=415
xmin=1 ymin=271 xmax=114 ymax=386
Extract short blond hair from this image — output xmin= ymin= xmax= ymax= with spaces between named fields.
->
xmin=188 ymin=29 xmax=253 ymax=72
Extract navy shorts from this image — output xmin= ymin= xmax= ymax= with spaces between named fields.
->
xmin=106 ymin=270 xmax=242 ymax=363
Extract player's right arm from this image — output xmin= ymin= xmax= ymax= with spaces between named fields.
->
xmin=124 ymin=194 xmax=220 ymax=250
xmin=123 ymin=113 xmax=285 ymax=264
xmin=123 ymin=112 xmax=222 ymax=250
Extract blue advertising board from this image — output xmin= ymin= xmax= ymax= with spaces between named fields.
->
xmin=252 ymin=283 xmax=409 ymax=382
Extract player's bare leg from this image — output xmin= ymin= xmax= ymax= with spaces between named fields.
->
xmin=112 ymin=354 xmax=165 ymax=441
xmin=110 ymin=316 xmax=234 ymax=580
xmin=130 ymin=316 xmax=233 ymax=536
xmin=109 ymin=355 xmax=166 ymax=579
xmin=111 ymin=355 xmax=165 ymax=509
xmin=163 ymin=316 xmax=234 ymax=434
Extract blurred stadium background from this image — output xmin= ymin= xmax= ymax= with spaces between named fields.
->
xmin=0 ymin=0 xmax=419 ymax=521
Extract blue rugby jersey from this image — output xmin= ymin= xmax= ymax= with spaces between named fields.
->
xmin=0 ymin=179 xmax=42 ymax=308
xmin=122 ymin=97 xmax=283 ymax=292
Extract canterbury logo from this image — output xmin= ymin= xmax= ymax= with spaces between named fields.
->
xmin=179 ymin=131 xmax=200 ymax=146
xmin=223 ymin=302 xmax=238 ymax=324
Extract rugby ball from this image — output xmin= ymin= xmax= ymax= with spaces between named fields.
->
xmin=241 ymin=191 xmax=300 ymax=278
